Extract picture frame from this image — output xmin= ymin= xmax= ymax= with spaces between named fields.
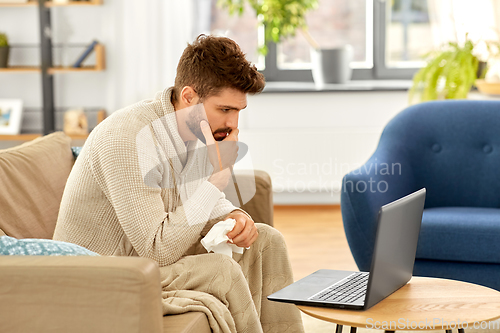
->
xmin=0 ymin=99 xmax=23 ymax=135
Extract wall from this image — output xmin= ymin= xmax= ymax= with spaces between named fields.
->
xmin=240 ymin=90 xmax=409 ymax=204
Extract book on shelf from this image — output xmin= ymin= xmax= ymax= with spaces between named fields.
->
xmin=72 ymin=40 xmax=98 ymax=68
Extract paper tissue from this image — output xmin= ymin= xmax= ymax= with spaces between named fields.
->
xmin=201 ymin=218 xmax=244 ymax=258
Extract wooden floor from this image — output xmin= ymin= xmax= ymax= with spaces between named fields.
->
xmin=273 ymin=205 xmax=357 ymax=281
xmin=273 ymin=205 xmax=359 ymax=332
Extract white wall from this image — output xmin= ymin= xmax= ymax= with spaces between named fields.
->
xmin=240 ymin=91 xmax=410 ymax=204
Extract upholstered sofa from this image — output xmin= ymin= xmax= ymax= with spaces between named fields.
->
xmin=0 ymin=132 xmax=274 ymax=333
xmin=341 ymin=100 xmax=500 ymax=291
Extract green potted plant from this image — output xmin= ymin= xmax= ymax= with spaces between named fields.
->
xmin=0 ymin=32 xmax=9 ymax=68
xmin=409 ymin=36 xmax=481 ymax=103
xmin=217 ymin=0 xmax=318 ymax=56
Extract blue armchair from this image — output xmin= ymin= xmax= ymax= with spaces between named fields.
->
xmin=341 ymin=100 xmax=500 ymax=290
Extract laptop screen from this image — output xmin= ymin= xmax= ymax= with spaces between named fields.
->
xmin=364 ymin=188 xmax=426 ymax=309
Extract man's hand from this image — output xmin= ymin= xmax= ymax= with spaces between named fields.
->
xmin=226 ymin=210 xmax=258 ymax=248
xmin=201 ymin=121 xmax=239 ymax=191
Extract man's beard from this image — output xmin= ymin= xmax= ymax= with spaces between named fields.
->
xmin=186 ymin=104 xmax=232 ymax=144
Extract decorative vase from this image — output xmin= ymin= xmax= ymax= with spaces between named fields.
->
xmin=310 ymin=45 xmax=353 ymax=88
xmin=0 ymin=46 xmax=9 ymax=68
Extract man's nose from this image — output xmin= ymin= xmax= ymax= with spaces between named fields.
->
xmin=226 ymin=113 xmax=239 ymax=129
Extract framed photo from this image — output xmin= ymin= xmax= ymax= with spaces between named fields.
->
xmin=0 ymin=99 xmax=23 ymax=135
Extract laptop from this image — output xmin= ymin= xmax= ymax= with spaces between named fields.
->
xmin=268 ymin=188 xmax=426 ymax=310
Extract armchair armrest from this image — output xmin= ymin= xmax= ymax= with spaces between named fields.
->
xmin=224 ymin=170 xmax=274 ymax=226
xmin=0 ymin=256 xmax=163 ymax=333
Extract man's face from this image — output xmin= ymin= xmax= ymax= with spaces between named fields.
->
xmin=187 ymin=87 xmax=247 ymax=143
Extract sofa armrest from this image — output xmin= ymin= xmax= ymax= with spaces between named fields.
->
xmin=224 ymin=170 xmax=274 ymax=226
xmin=0 ymin=256 xmax=163 ymax=333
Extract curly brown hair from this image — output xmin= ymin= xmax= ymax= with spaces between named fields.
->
xmin=173 ymin=34 xmax=265 ymax=102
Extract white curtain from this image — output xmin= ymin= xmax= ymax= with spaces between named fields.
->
xmin=427 ymin=0 xmax=500 ymax=60
xmin=102 ymin=0 xmax=195 ymax=112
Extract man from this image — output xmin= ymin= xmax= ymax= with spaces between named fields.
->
xmin=54 ymin=35 xmax=304 ymax=333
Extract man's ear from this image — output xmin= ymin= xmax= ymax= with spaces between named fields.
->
xmin=180 ymin=86 xmax=198 ymax=106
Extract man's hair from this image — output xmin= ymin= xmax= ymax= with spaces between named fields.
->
xmin=173 ymin=34 xmax=265 ymax=101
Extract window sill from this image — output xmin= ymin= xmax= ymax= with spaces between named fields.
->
xmin=262 ymin=80 xmax=412 ymax=93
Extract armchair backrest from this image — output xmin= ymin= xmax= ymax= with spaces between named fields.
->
xmin=379 ymin=100 xmax=500 ymax=208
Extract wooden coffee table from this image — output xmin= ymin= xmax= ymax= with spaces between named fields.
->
xmin=297 ymin=276 xmax=500 ymax=332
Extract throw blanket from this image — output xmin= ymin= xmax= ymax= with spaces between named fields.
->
xmin=160 ymin=224 xmax=304 ymax=333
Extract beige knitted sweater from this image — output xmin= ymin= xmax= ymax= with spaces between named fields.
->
xmin=53 ymin=87 xmax=241 ymax=266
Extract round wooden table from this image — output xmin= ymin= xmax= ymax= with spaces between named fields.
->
xmin=297 ymin=277 xmax=500 ymax=332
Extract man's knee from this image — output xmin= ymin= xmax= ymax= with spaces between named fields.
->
xmin=255 ymin=223 xmax=286 ymax=247
xmin=204 ymin=252 xmax=245 ymax=277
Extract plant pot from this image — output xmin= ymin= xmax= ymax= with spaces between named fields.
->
xmin=311 ymin=45 xmax=353 ymax=88
xmin=0 ymin=46 xmax=9 ymax=68
xmin=475 ymin=79 xmax=500 ymax=95
xmin=477 ymin=61 xmax=487 ymax=79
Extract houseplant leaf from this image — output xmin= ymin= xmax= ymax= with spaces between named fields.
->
xmin=409 ymin=36 xmax=479 ymax=103
xmin=218 ymin=0 xmax=318 ymax=55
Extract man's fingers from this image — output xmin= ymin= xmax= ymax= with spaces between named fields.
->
xmin=227 ymin=218 xmax=245 ymax=239
xmin=224 ymin=128 xmax=239 ymax=141
xmin=200 ymin=120 xmax=216 ymax=146
xmin=230 ymin=218 xmax=254 ymax=244
xmin=233 ymin=225 xmax=258 ymax=248
xmin=246 ymin=230 xmax=259 ymax=248
xmin=231 ymin=225 xmax=253 ymax=244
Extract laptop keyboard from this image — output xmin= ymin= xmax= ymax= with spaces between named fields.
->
xmin=309 ymin=272 xmax=369 ymax=304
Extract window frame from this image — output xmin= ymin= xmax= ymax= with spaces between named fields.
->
xmin=261 ymin=0 xmax=421 ymax=82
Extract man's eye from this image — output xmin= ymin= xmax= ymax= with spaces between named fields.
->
xmin=221 ymin=109 xmax=230 ymax=113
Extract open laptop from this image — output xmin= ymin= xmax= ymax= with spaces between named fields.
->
xmin=268 ymin=188 xmax=426 ymax=310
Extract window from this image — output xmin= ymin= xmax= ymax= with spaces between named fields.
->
xmin=277 ymin=0 xmax=369 ymax=70
xmin=377 ymin=0 xmax=432 ymax=79
xmin=387 ymin=0 xmax=431 ymax=66
xmin=197 ymin=0 xmax=264 ymax=69
xmin=200 ymin=0 xmax=432 ymax=81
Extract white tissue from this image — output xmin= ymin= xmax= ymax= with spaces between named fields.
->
xmin=201 ymin=219 xmax=244 ymax=258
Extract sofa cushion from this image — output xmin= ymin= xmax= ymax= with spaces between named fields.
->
xmin=0 ymin=132 xmax=73 ymax=239
xmin=416 ymin=207 xmax=500 ymax=264
xmin=0 ymin=236 xmax=98 ymax=256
